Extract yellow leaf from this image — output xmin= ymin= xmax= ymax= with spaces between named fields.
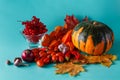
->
xmin=55 ymin=62 xmax=85 ymax=76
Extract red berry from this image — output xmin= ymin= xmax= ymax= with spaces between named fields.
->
xmin=52 ymin=55 xmax=58 ymax=62
xmin=58 ymin=56 xmax=64 ymax=63
xmin=43 ymin=57 xmax=50 ymax=64
xmin=71 ymin=51 xmax=81 ymax=60
xmin=56 ymin=52 xmax=64 ymax=57
xmin=39 ymin=51 xmax=47 ymax=57
xmin=36 ymin=60 xmax=45 ymax=67
xmin=65 ymin=51 xmax=71 ymax=61
xmin=22 ymin=16 xmax=48 ymax=43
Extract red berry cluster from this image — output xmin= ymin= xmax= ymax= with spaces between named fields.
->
xmin=22 ymin=16 xmax=48 ymax=35
xmin=65 ymin=50 xmax=82 ymax=61
xmin=31 ymin=48 xmax=82 ymax=67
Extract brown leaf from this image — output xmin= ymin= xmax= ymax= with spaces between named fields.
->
xmin=101 ymin=60 xmax=112 ymax=67
xmin=54 ymin=54 xmax=117 ymax=76
xmin=55 ymin=62 xmax=85 ymax=76
xmin=101 ymin=54 xmax=117 ymax=61
xmin=71 ymin=54 xmax=117 ymax=67
xmin=85 ymin=56 xmax=101 ymax=64
xmin=100 ymin=54 xmax=117 ymax=67
xmin=85 ymin=54 xmax=117 ymax=67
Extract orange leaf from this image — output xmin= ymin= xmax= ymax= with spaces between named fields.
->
xmin=66 ymin=42 xmax=74 ymax=51
xmin=49 ymin=31 xmax=56 ymax=40
xmin=55 ymin=62 xmax=85 ymax=76
xmin=62 ymin=30 xmax=73 ymax=43
xmin=42 ymin=34 xmax=51 ymax=47
xmin=63 ymin=23 xmax=68 ymax=29
xmin=49 ymin=40 xmax=60 ymax=50
xmin=54 ymin=26 xmax=63 ymax=32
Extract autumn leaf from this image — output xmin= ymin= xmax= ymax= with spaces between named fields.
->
xmin=55 ymin=62 xmax=85 ymax=76
xmin=54 ymin=54 xmax=117 ymax=76
xmin=71 ymin=54 xmax=117 ymax=67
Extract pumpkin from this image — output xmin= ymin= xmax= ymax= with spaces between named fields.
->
xmin=72 ymin=21 xmax=114 ymax=55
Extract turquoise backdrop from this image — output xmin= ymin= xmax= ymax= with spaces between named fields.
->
xmin=0 ymin=0 xmax=120 ymax=80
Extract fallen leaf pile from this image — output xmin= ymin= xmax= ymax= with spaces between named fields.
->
xmin=72 ymin=54 xmax=117 ymax=67
xmin=85 ymin=54 xmax=117 ymax=67
xmin=55 ymin=54 xmax=117 ymax=76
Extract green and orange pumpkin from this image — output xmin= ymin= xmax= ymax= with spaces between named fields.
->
xmin=72 ymin=21 xmax=114 ymax=55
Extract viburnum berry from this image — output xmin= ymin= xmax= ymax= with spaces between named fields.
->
xmin=43 ymin=57 xmax=51 ymax=64
xmin=39 ymin=51 xmax=47 ymax=57
xmin=58 ymin=56 xmax=64 ymax=63
xmin=71 ymin=51 xmax=81 ymax=60
xmin=65 ymin=51 xmax=71 ymax=61
xmin=22 ymin=16 xmax=48 ymax=35
xmin=52 ymin=55 xmax=58 ymax=63
xmin=51 ymin=52 xmax=65 ymax=63
xmin=32 ymin=48 xmax=40 ymax=57
xmin=22 ymin=16 xmax=48 ymax=43
xmin=36 ymin=59 xmax=45 ymax=67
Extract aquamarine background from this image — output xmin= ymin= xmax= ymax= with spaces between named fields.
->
xmin=0 ymin=0 xmax=120 ymax=80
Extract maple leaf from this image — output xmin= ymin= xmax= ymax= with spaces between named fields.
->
xmin=100 ymin=54 xmax=117 ymax=67
xmin=71 ymin=54 xmax=117 ymax=67
xmin=64 ymin=15 xmax=79 ymax=30
xmin=55 ymin=62 xmax=85 ymax=76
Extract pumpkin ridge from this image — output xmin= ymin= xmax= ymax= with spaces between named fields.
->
xmin=104 ymin=26 xmax=113 ymax=41
xmin=95 ymin=28 xmax=107 ymax=54
xmin=90 ymin=27 xmax=103 ymax=46
xmin=79 ymin=40 xmax=86 ymax=52
xmin=78 ymin=24 xmax=92 ymax=49
xmin=85 ymin=35 xmax=95 ymax=54
xmin=72 ymin=31 xmax=77 ymax=48
xmin=78 ymin=24 xmax=92 ymax=42
xmin=93 ymin=40 xmax=104 ymax=55
xmin=102 ymin=26 xmax=113 ymax=53
xmin=76 ymin=27 xmax=84 ymax=49
xmin=106 ymin=39 xmax=112 ymax=52
xmin=112 ymin=33 xmax=114 ymax=43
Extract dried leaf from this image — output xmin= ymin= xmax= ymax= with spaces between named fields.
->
xmin=54 ymin=54 xmax=117 ymax=76
xmin=100 ymin=54 xmax=114 ymax=67
xmin=69 ymin=64 xmax=85 ymax=76
xmin=112 ymin=55 xmax=117 ymax=60
xmin=71 ymin=54 xmax=117 ymax=67
xmin=101 ymin=60 xmax=112 ymax=67
xmin=42 ymin=34 xmax=51 ymax=47
xmin=71 ymin=58 xmax=88 ymax=64
xmin=64 ymin=15 xmax=79 ymax=29
xmin=55 ymin=62 xmax=85 ymax=76
xmin=85 ymin=56 xmax=101 ymax=64
xmin=101 ymin=54 xmax=117 ymax=61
